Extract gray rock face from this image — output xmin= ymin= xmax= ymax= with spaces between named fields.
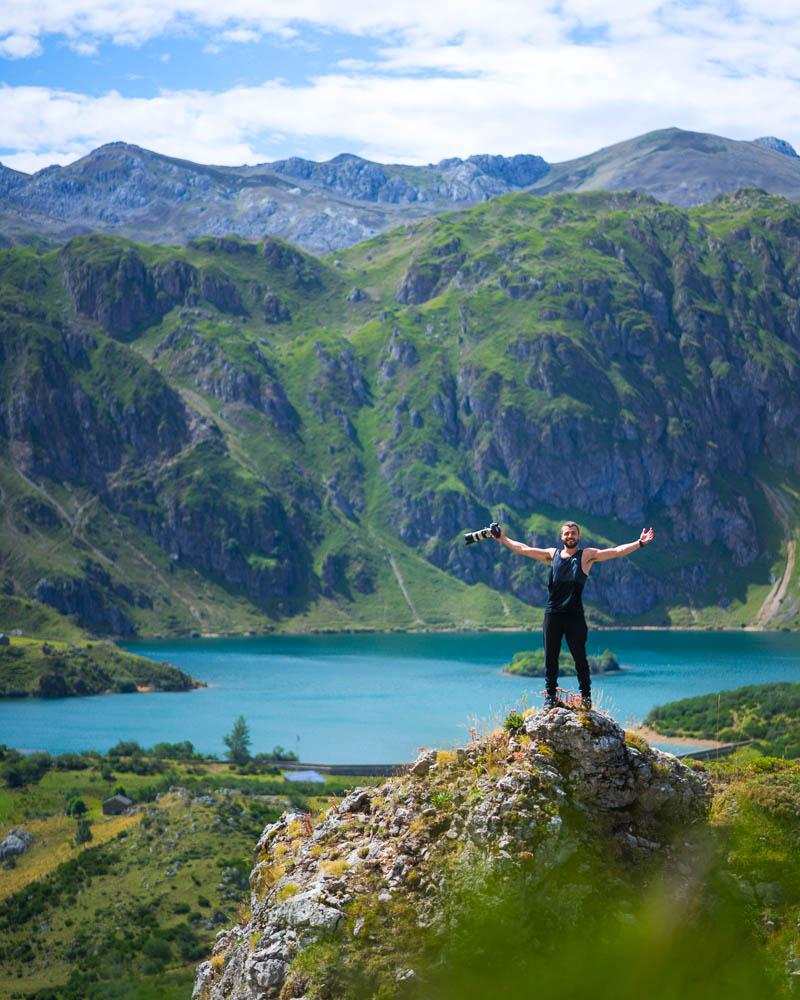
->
xmin=194 ymin=708 xmax=708 ymax=999
xmin=0 ymin=144 xmax=548 ymax=254
xmin=268 ymin=153 xmax=549 ymax=205
xmin=35 ymin=576 xmax=135 ymax=636
xmin=754 ymin=137 xmax=799 ymax=159
xmin=0 ymin=828 xmax=33 ymax=859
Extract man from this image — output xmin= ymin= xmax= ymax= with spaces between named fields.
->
xmin=494 ymin=521 xmax=654 ymax=710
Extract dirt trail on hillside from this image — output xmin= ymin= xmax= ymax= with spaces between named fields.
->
xmin=755 ymin=483 xmax=796 ymax=627
xmin=14 ymin=463 xmax=114 ymax=567
xmin=755 ymin=540 xmax=796 ymax=627
xmin=387 ymin=554 xmax=424 ymax=625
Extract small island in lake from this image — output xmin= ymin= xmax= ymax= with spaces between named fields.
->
xmin=503 ymin=648 xmax=622 ymax=677
xmin=0 ymin=596 xmax=203 ymax=698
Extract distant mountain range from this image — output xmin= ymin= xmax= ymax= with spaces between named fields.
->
xmin=0 ymin=147 xmax=548 ymax=254
xmin=1 ymin=128 xmax=799 ymax=253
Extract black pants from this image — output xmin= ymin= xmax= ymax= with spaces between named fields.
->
xmin=543 ymin=611 xmax=591 ymax=697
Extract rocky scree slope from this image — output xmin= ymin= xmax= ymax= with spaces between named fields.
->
xmin=193 ymin=708 xmax=708 ymax=999
xmin=2 ymin=190 xmax=800 ymax=633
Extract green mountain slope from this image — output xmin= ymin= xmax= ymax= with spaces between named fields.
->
xmin=1 ymin=190 xmax=800 ymax=634
xmin=0 ymin=596 xmax=201 ymax=697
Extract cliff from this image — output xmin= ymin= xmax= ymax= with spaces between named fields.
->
xmin=1 ymin=189 xmax=800 ymax=635
xmin=194 ymin=708 xmax=709 ymax=999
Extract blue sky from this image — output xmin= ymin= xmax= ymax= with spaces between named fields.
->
xmin=1 ymin=2 xmax=799 ymax=173
xmin=1 ymin=28 xmax=383 ymax=98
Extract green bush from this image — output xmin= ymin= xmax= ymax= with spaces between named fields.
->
xmin=646 ymin=683 xmax=800 ymax=757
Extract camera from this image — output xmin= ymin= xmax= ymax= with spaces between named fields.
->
xmin=464 ymin=522 xmax=501 ymax=545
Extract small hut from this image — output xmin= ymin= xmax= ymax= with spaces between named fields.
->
xmin=102 ymin=793 xmax=134 ymax=815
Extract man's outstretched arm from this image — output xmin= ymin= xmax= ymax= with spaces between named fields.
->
xmin=586 ymin=527 xmax=655 ymax=564
xmin=494 ymin=526 xmax=555 ymax=563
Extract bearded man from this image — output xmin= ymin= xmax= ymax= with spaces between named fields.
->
xmin=494 ymin=521 xmax=654 ymax=710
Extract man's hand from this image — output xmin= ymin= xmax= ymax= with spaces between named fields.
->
xmin=585 ymin=526 xmax=655 ymax=565
xmin=490 ymin=522 xmax=503 ymax=540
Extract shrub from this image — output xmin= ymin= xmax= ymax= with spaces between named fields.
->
xmin=75 ymin=818 xmax=93 ymax=845
xmin=504 ymin=710 xmax=526 ymax=733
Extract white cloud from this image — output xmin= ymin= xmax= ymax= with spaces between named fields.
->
xmin=1 ymin=3 xmax=800 ymax=167
xmin=67 ymin=38 xmax=99 ymax=55
xmin=0 ymin=33 xmax=42 ymax=58
xmin=220 ymin=27 xmax=261 ymax=44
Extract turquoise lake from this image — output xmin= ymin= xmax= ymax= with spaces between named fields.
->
xmin=2 ymin=630 xmax=799 ymax=762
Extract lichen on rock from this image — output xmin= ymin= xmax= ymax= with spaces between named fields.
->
xmin=194 ymin=708 xmax=708 ymax=999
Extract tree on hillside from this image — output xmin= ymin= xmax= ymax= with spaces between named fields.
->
xmin=224 ymin=716 xmax=252 ymax=765
xmin=75 ymin=817 xmax=93 ymax=845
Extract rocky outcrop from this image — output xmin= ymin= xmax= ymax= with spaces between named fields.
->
xmin=307 ymin=343 xmax=370 ymax=431
xmin=196 ymin=268 xmax=244 ymax=314
xmin=35 ymin=576 xmax=136 ymax=636
xmin=194 ymin=707 xmax=708 ymax=999
xmin=260 ymin=238 xmax=320 ymax=288
xmin=156 ymin=327 xmax=299 ymax=432
xmin=268 ymin=153 xmax=549 ymax=205
xmin=60 ymin=241 xmax=168 ymax=338
xmin=109 ymin=439 xmax=310 ymax=613
xmin=61 ymin=239 xmax=246 ymax=339
xmin=261 ymin=291 xmax=290 ymax=324
xmin=754 ymin=137 xmax=799 ymax=158
xmin=0 ymin=828 xmax=33 ymax=861
xmin=396 ymin=237 xmax=466 ymax=305
xmin=3 ymin=325 xmax=190 ymax=488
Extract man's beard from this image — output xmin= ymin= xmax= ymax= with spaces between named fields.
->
xmin=563 ymin=540 xmax=578 ymax=549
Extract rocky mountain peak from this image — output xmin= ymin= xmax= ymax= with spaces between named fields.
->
xmin=0 ymin=162 xmax=29 ymax=196
xmin=194 ymin=707 xmax=707 ymax=999
xmin=754 ymin=136 xmax=799 ymax=158
xmin=83 ymin=140 xmax=151 ymax=158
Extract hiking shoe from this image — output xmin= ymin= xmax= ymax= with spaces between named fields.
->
xmin=543 ymin=693 xmax=559 ymax=711
xmin=580 ymin=695 xmax=592 ymax=711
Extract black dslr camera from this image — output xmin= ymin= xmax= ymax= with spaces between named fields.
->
xmin=464 ymin=522 xmax=501 ymax=545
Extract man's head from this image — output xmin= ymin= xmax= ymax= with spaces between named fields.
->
xmin=560 ymin=522 xmax=580 ymax=550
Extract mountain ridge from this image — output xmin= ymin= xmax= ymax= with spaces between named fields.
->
xmin=4 ymin=128 xmax=800 ymax=252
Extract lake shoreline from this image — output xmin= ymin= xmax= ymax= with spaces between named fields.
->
xmin=126 ymin=624 xmax=796 ymax=641
xmin=632 ymin=724 xmax=728 ymax=750
xmin=14 ymin=630 xmax=796 ymax=761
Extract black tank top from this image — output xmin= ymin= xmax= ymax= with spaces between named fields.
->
xmin=545 ymin=547 xmax=587 ymax=614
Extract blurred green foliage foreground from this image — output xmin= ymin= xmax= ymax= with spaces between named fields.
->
xmin=292 ymin=767 xmax=799 ymax=1000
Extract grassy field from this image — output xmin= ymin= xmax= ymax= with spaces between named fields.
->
xmin=0 ymin=754 xmax=381 ymax=1000
xmin=2 ymin=731 xmax=800 ymax=999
